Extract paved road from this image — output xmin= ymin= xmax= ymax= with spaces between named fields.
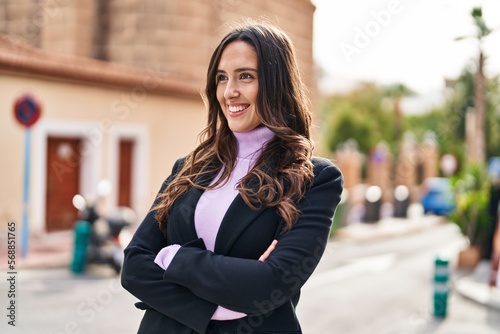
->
xmin=297 ymin=223 xmax=500 ymax=334
xmin=0 ymin=266 xmax=142 ymax=334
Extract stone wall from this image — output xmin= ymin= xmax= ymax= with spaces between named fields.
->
xmin=0 ymin=0 xmax=315 ymax=88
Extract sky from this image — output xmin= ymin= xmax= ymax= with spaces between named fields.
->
xmin=312 ymin=0 xmax=500 ymax=110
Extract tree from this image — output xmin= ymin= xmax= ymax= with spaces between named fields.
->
xmin=455 ymin=7 xmax=495 ymax=164
xmin=405 ymin=67 xmax=500 ymax=173
xmin=325 ymin=107 xmax=375 ymax=154
xmin=485 ymin=75 xmax=500 ymax=158
xmin=322 ymin=83 xmax=394 ymax=155
xmin=383 ymin=83 xmax=415 ymax=144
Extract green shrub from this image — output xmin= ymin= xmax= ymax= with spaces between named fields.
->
xmin=448 ymin=164 xmax=490 ymax=246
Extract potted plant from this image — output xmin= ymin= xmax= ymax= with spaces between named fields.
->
xmin=448 ymin=164 xmax=491 ymax=269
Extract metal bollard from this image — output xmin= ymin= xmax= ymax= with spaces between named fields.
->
xmin=363 ymin=186 xmax=382 ymax=223
xmin=433 ymin=254 xmax=450 ymax=317
xmin=394 ymin=185 xmax=410 ymax=218
xmin=71 ymin=220 xmax=91 ymax=274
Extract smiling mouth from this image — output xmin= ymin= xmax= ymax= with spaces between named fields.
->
xmin=228 ymin=104 xmax=249 ymax=114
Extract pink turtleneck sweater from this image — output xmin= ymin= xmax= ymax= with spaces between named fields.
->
xmin=154 ymin=126 xmax=275 ymax=320
xmin=194 ymin=126 xmax=275 ymax=251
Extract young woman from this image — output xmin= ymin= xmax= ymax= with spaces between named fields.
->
xmin=122 ymin=21 xmax=343 ymax=334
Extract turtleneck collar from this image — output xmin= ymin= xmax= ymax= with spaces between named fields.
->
xmin=233 ymin=126 xmax=275 ymax=159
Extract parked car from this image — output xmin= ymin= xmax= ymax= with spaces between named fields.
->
xmin=420 ymin=177 xmax=456 ymax=215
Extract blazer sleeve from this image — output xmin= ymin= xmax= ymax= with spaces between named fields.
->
xmin=121 ymin=158 xmax=218 ymax=333
xmin=162 ymin=160 xmax=343 ymax=314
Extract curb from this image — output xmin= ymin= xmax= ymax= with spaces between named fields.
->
xmin=455 ymin=279 xmax=500 ymax=311
xmin=333 ymin=215 xmax=446 ymax=242
xmin=0 ymin=231 xmax=73 ymax=271
xmin=454 ymin=261 xmax=500 ymax=311
xmin=17 ymin=253 xmax=71 ymax=270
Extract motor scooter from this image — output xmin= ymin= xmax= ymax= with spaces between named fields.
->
xmin=72 ymin=180 xmax=135 ymax=274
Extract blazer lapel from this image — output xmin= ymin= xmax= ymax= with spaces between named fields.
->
xmin=169 ymin=164 xmax=219 ymax=244
xmin=213 ymin=172 xmax=270 ymax=255
xmin=168 ymin=187 xmax=200 ymax=243
xmin=213 ymin=194 xmax=266 ymax=255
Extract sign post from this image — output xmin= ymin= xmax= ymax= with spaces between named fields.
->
xmin=14 ymin=94 xmax=41 ymax=257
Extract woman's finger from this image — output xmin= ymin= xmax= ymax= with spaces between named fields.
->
xmin=258 ymin=239 xmax=278 ymax=262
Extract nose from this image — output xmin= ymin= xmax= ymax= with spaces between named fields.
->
xmin=224 ymin=78 xmax=239 ymax=100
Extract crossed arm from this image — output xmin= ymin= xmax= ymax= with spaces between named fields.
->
xmin=154 ymin=240 xmax=279 ymax=320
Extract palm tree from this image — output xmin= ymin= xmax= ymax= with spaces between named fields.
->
xmin=455 ymin=7 xmax=495 ymax=164
xmin=384 ymin=83 xmax=415 ymax=145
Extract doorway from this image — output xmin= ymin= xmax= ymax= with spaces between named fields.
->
xmin=45 ymin=137 xmax=81 ymax=231
xmin=117 ymin=139 xmax=134 ymax=207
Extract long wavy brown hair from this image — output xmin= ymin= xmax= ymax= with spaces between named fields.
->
xmin=154 ymin=21 xmax=314 ymax=235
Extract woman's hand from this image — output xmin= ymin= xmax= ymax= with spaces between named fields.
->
xmin=258 ymin=240 xmax=278 ymax=262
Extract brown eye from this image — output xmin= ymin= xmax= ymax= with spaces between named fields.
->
xmin=240 ymin=73 xmax=254 ymax=80
xmin=216 ymin=74 xmax=228 ymax=84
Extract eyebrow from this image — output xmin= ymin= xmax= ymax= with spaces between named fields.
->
xmin=217 ymin=67 xmax=258 ymax=73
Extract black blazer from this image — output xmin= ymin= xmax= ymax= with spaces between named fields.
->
xmin=122 ymin=157 xmax=343 ymax=334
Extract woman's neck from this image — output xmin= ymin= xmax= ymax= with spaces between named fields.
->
xmin=233 ymin=126 xmax=275 ymax=159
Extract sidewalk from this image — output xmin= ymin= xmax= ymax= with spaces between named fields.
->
xmin=334 ymin=214 xmax=500 ymax=313
xmin=454 ymin=260 xmax=500 ymax=311
xmin=334 ymin=214 xmax=446 ymax=242
xmin=0 ymin=230 xmax=73 ymax=271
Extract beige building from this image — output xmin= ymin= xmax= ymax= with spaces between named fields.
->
xmin=0 ymin=0 xmax=316 ymax=238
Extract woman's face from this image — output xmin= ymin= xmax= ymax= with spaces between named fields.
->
xmin=216 ymin=41 xmax=261 ymax=133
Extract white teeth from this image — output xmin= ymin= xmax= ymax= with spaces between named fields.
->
xmin=228 ymin=105 xmax=248 ymax=113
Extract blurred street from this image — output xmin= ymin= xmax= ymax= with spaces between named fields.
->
xmin=298 ymin=221 xmax=500 ymax=334
xmin=1 ymin=218 xmax=499 ymax=333
xmin=1 ymin=1 xmax=500 ymax=333
xmin=0 ymin=266 xmax=142 ymax=334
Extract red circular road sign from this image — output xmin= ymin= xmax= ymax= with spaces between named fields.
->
xmin=14 ymin=95 xmax=41 ymax=127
